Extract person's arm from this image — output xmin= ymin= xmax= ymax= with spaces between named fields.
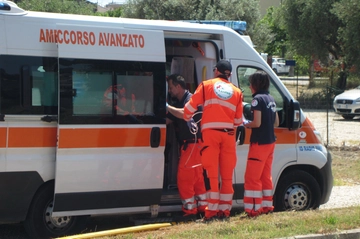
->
xmin=167 ymin=105 xmax=184 ymax=119
xmin=244 ymin=110 xmax=261 ymax=128
xmin=274 ymin=112 xmax=279 ymax=127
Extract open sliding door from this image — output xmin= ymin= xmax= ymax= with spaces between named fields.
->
xmin=53 ymin=24 xmax=167 ymax=216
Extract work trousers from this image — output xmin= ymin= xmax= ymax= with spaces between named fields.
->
xmin=244 ymin=142 xmax=275 ymax=216
xmin=178 ymin=141 xmax=207 ymax=215
xmin=201 ymin=129 xmax=237 ymax=218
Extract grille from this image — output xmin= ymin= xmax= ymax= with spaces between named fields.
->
xmin=337 ymin=109 xmax=351 ymax=113
xmin=336 ymin=99 xmax=353 ymax=104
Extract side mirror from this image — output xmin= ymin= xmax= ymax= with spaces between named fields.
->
xmin=236 ymin=125 xmax=245 ymax=145
xmin=243 ymin=103 xmax=253 ymax=121
xmin=287 ymin=100 xmax=301 ymax=130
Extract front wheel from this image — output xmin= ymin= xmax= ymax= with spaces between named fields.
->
xmin=24 ymin=182 xmax=89 ymax=239
xmin=274 ymin=170 xmax=321 ymax=212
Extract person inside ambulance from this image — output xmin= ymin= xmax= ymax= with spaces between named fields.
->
xmin=103 ymin=84 xmax=136 ymax=115
xmin=166 ymin=74 xmax=207 ymax=222
xmin=183 ymin=60 xmax=243 ymax=222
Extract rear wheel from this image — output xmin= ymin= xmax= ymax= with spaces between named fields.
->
xmin=342 ymin=114 xmax=355 ymax=120
xmin=24 ymin=182 xmax=88 ymax=239
xmin=274 ymin=170 xmax=321 ymax=212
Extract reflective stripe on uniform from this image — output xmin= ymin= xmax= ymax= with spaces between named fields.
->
xmin=244 ymin=203 xmax=261 ymax=211
xmin=263 ymin=189 xmax=273 ymax=196
xmin=262 ymin=200 xmax=273 ymax=207
xmin=202 ymin=122 xmax=235 ymax=130
xmin=204 ymin=98 xmax=237 ymax=111
xmin=219 ymin=204 xmax=232 ymax=211
xmin=207 ymin=191 xmax=220 ymax=200
xmin=195 ymin=193 xmax=207 ymax=201
xmin=219 ymin=193 xmax=233 ymax=201
xmin=182 ymin=196 xmax=195 ymax=205
xmin=244 ymin=190 xmax=263 ymax=198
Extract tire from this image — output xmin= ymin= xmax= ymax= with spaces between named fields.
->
xmin=24 ymin=182 xmax=89 ymax=239
xmin=342 ymin=114 xmax=355 ymax=120
xmin=274 ymin=170 xmax=321 ymax=212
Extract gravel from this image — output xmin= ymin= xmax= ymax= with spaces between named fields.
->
xmin=303 ymin=109 xmax=360 ymax=209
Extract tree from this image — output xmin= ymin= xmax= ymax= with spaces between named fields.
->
xmin=281 ymin=0 xmax=348 ymax=89
xmin=253 ymin=6 xmax=286 ymax=56
xmin=122 ymin=0 xmax=260 ymax=35
xmin=332 ymin=0 xmax=360 ymax=80
xmin=16 ymin=0 xmax=96 ymax=15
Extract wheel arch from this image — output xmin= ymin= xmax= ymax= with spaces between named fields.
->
xmin=275 ymin=164 xmax=324 ymax=194
xmin=274 ymin=164 xmax=325 ymax=207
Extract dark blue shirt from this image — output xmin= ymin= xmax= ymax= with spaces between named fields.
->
xmin=250 ymin=90 xmax=276 ymax=145
xmin=167 ymin=91 xmax=202 ymax=142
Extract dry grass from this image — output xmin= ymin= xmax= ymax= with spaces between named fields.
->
xmin=93 ymin=207 xmax=360 ymax=239
xmin=84 ymin=149 xmax=360 ymax=239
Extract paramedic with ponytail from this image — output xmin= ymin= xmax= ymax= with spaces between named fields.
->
xmin=166 ymin=74 xmax=207 ymax=221
xmin=243 ymin=71 xmax=279 ymax=218
xmin=183 ymin=60 xmax=243 ymax=222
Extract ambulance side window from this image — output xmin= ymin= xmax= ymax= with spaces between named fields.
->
xmin=59 ymin=59 xmax=166 ymax=124
xmin=0 ymin=55 xmax=58 ymax=115
xmin=236 ymin=66 xmax=285 ymax=127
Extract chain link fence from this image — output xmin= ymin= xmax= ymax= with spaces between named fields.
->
xmin=282 ymin=77 xmax=359 ymax=149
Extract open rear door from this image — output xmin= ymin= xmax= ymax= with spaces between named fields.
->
xmin=53 ymin=24 xmax=167 ymax=216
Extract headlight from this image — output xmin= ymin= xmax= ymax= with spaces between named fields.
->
xmin=355 ymin=97 xmax=360 ymax=103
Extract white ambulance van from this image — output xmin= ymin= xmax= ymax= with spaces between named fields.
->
xmin=0 ymin=1 xmax=332 ymax=238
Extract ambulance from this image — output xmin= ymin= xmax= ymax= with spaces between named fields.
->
xmin=0 ymin=1 xmax=333 ymax=238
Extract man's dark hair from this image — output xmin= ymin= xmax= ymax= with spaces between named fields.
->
xmin=167 ymin=74 xmax=186 ymax=89
xmin=249 ymin=71 xmax=270 ymax=92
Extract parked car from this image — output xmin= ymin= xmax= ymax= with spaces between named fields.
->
xmin=333 ymin=85 xmax=360 ymax=119
xmin=272 ymin=58 xmax=290 ymax=75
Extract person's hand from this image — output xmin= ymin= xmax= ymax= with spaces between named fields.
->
xmin=243 ymin=119 xmax=251 ymax=128
xmin=187 ymin=118 xmax=198 ymax=133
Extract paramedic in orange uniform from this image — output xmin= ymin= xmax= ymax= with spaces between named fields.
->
xmin=166 ymin=74 xmax=207 ymax=221
xmin=243 ymin=71 xmax=279 ymax=217
xmin=183 ymin=60 xmax=243 ymax=222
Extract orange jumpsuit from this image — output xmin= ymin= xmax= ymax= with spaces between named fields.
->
xmin=167 ymin=91 xmax=207 ymax=215
xmin=244 ymin=91 xmax=277 ymax=217
xmin=184 ymin=77 xmax=243 ymax=219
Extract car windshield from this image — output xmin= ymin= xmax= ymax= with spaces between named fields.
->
xmin=277 ymin=59 xmax=285 ymax=64
xmin=356 ymin=85 xmax=360 ymax=90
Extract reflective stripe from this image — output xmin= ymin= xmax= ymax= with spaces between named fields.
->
xmin=263 ymin=190 xmax=273 ymax=196
xmin=219 ymin=204 xmax=232 ymax=211
xmin=220 ymin=193 xmax=233 ymax=201
xmin=207 ymin=202 xmax=219 ymax=211
xmin=183 ymin=202 xmax=197 ymax=210
xmin=198 ymin=201 xmax=208 ymax=206
xmin=195 ymin=193 xmax=207 ymax=201
xmin=184 ymin=104 xmax=197 ymax=120
xmin=202 ymin=122 xmax=234 ymax=130
xmin=207 ymin=191 xmax=220 ymax=200
xmin=234 ymin=117 xmax=242 ymax=125
xmin=262 ymin=200 xmax=273 ymax=207
xmin=182 ymin=196 xmax=195 ymax=204
xmin=244 ymin=190 xmax=262 ymax=198
xmin=204 ymin=98 xmax=237 ymax=111
xmin=244 ymin=203 xmax=261 ymax=211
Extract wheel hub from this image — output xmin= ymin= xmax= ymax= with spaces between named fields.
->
xmin=284 ymin=185 xmax=308 ymax=210
xmin=45 ymin=201 xmax=72 ymax=230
